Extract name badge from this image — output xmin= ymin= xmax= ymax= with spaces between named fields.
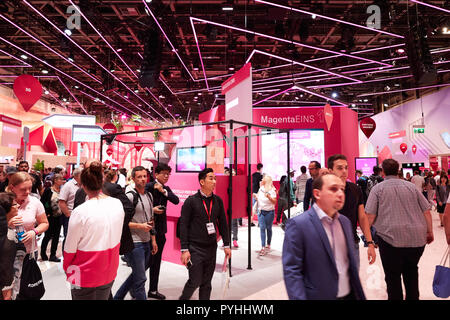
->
xmin=206 ymin=222 xmax=215 ymax=235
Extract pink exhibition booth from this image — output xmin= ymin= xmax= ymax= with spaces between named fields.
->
xmin=99 ymin=104 xmax=360 ymax=271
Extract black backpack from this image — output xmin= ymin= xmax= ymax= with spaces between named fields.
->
xmin=16 ymin=254 xmax=45 ymax=300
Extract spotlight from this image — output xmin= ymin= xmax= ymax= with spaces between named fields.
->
xmin=64 ymin=28 xmax=72 ymax=36
xmin=110 ymin=67 xmax=115 ymax=73
xmin=44 ymin=90 xmax=49 ymax=95
xmin=311 ymin=14 xmax=316 ymax=19
xmin=68 ymin=53 xmax=74 ymax=62
xmin=331 ymin=92 xmax=338 ymax=98
xmin=41 ymin=69 xmax=49 ymax=74
xmin=351 ymin=103 xmax=356 ymax=107
xmin=145 ymin=0 xmax=152 ymax=3
xmin=134 ymin=89 xmax=139 ymax=93
xmin=396 ymin=48 xmax=405 ymax=54
xmin=383 ymin=103 xmax=389 ymax=107
xmin=62 ymin=98 xmax=67 ymax=102
xmin=74 ymin=85 xmax=79 ymax=89
xmin=20 ymin=54 xmax=28 ymax=60
xmin=228 ymin=66 xmax=235 ymax=71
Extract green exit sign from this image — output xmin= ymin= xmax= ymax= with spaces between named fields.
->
xmin=414 ymin=128 xmax=425 ymax=133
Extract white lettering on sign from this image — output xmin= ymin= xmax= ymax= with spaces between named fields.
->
xmin=260 ymin=115 xmax=315 ymax=125
xmin=25 ymin=87 xmax=31 ymax=92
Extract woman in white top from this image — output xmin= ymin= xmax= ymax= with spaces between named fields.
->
xmin=63 ymin=161 xmax=124 ymax=300
xmin=254 ymin=175 xmax=277 ymax=256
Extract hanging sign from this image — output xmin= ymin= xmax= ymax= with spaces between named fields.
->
xmin=412 ymin=144 xmax=417 ymax=155
xmin=324 ymin=103 xmax=333 ymax=131
xmin=359 ymin=117 xmax=376 ymax=139
xmin=13 ymin=74 xmax=42 ymax=112
xmin=400 ymin=143 xmax=408 ymax=154
xmin=134 ymin=141 xmax=143 ymax=152
xmin=103 ymin=123 xmax=117 ymax=134
xmin=106 ymin=146 xmax=114 ymax=156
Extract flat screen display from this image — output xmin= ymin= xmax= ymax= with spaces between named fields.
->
xmin=176 ymin=147 xmax=207 ymax=172
xmin=261 ymin=130 xmax=325 ymax=181
xmin=355 ymin=157 xmax=378 ymax=180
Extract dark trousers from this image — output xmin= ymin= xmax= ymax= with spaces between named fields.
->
xmin=276 ymin=198 xmax=288 ymax=223
xmin=60 ymin=215 xmax=70 ymax=251
xmin=179 ymin=244 xmax=217 ymax=300
xmin=41 ymin=215 xmax=62 ymax=257
xmin=148 ymin=233 xmax=166 ymax=293
xmin=71 ymin=281 xmax=114 ymax=300
xmin=377 ymin=236 xmax=425 ymax=300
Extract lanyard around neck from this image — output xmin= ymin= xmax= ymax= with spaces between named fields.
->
xmin=202 ymin=198 xmax=213 ymax=222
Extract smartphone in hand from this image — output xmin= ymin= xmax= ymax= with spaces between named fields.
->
xmin=186 ymin=259 xmax=193 ymax=269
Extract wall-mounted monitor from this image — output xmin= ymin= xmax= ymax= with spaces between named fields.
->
xmin=176 ymin=146 xmax=207 ymax=172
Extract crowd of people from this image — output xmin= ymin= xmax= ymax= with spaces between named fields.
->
xmin=0 ymin=156 xmax=449 ymax=301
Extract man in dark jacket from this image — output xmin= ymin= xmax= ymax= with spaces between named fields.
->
xmin=145 ymin=163 xmax=179 ymax=300
xmin=179 ymin=168 xmax=231 ymax=300
xmin=303 ymin=161 xmax=321 ymax=212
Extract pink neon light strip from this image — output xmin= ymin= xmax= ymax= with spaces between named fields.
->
xmin=68 ymin=0 xmax=136 ymax=78
xmin=190 ymin=16 xmax=391 ymax=68
xmin=68 ymin=0 xmax=169 ymax=121
xmin=47 ymin=90 xmax=68 ymax=111
xmin=253 ymin=85 xmax=348 ymax=107
xmin=0 ymin=49 xmax=32 ymax=68
xmin=252 ymin=50 xmax=361 ymax=83
xmin=80 ymin=90 xmax=127 ymax=115
xmin=142 ymin=0 xmax=195 ymax=82
xmin=357 ymin=83 xmax=450 ymax=97
xmin=190 ymin=18 xmax=210 ymax=90
xmin=410 ymin=0 xmax=450 ymax=14
xmin=0 ymin=13 xmax=101 ymax=84
xmin=146 ymin=88 xmax=177 ymax=121
xmin=23 ymin=0 xmax=158 ymax=121
xmin=0 ymin=38 xmax=151 ymax=117
xmin=255 ymin=0 xmax=404 ymax=38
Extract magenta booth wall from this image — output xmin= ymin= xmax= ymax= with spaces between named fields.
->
xmin=162 ymin=106 xmax=359 ymax=265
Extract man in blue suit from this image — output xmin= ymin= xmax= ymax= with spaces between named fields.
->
xmin=283 ymin=173 xmax=365 ymax=300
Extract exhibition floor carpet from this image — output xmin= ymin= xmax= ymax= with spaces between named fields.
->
xmin=37 ymin=209 xmax=449 ymax=300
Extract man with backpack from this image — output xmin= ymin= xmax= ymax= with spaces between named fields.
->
xmin=114 ymin=166 xmax=158 ymax=300
xmin=367 ymin=166 xmax=384 ymax=198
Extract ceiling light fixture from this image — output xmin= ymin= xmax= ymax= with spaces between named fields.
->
xmin=41 ymin=69 xmax=49 ymax=74
xmin=64 ymin=28 xmax=72 ymax=36
xmin=20 ymin=54 xmax=28 ymax=60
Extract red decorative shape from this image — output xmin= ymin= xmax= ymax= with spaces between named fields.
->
xmin=324 ymin=103 xmax=333 ymax=131
xmin=360 ymin=117 xmax=376 ymax=139
xmin=13 ymin=74 xmax=42 ymax=112
xmin=106 ymin=146 xmax=114 ymax=156
xmin=103 ymin=123 xmax=117 ymax=134
xmin=400 ymin=143 xmax=408 ymax=154
xmin=134 ymin=141 xmax=143 ymax=152
xmin=412 ymin=144 xmax=417 ymax=155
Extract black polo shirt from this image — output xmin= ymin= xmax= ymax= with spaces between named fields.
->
xmin=338 ymin=181 xmax=364 ymax=243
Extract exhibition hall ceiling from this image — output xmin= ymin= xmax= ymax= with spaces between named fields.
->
xmin=0 ymin=0 xmax=449 ymax=124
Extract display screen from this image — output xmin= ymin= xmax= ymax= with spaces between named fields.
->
xmin=176 ymin=147 xmax=207 ymax=172
xmin=355 ymin=157 xmax=378 ymax=180
xmin=402 ymin=168 xmax=413 ymax=179
xmin=261 ymin=130 xmax=325 ymax=181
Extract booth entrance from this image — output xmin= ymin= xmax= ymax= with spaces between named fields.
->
xmin=100 ymin=120 xmax=294 ymax=276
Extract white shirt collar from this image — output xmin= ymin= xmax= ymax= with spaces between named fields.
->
xmin=199 ymin=190 xmax=213 ymax=198
xmin=313 ymin=203 xmax=339 ymax=223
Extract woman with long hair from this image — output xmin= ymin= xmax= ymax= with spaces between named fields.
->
xmin=6 ymin=172 xmax=48 ymax=299
xmin=436 ymin=175 xmax=449 ymax=227
xmin=63 ymin=161 xmax=124 ymax=300
xmin=255 ymin=175 xmax=277 ymax=256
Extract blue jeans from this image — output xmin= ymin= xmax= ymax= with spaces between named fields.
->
xmin=114 ymin=242 xmax=150 ymax=300
xmin=258 ymin=210 xmax=274 ymax=247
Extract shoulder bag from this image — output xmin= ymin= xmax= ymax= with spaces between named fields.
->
xmin=432 ymin=245 xmax=450 ymax=298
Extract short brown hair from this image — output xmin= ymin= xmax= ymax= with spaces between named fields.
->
xmin=81 ymin=161 xmax=103 ymax=191
xmin=382 ymin=159 xmax=399 ymax=176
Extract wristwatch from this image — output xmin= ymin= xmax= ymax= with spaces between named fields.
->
xmin=367 ymin=240 xmax=375 ymax=246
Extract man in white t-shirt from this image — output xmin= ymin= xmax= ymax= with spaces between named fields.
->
xmin=434 ymin=171 xmax=441 ymax=185
xmin=411 ymin=171 xmax=425 ymax=193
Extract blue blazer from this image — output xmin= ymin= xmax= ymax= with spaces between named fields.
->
xmin=282 ymin=207 xmax=366 ymax=300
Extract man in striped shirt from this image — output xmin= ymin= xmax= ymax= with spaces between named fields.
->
xmin=366 ymin=159 xmax=433 ymax=300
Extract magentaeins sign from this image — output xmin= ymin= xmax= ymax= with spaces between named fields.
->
xmin=253 ymin=108 xmax=325 ymax=129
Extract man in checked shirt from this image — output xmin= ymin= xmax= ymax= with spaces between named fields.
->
xmin=366 ymin=158 xmax=433 ymax=300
